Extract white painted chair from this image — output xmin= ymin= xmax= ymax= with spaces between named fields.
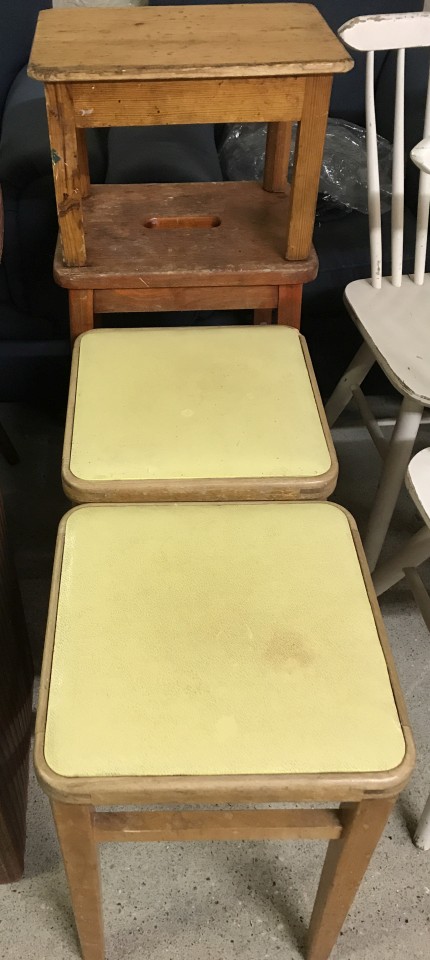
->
xmin=373 ymin=444 xmax=430 ymax=621
xmin=372 ymin=132 xmax=430 ymax=853
xmin=415 ymin=798 xmax=430 ymax=852
xmin=373 ymin=445 xmax=430 ymax=851
xmin=325 ymin=12 xmax=430 ymax=572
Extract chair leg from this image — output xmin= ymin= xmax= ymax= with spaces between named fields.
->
xmin=373 ymin=525 xmax=430 ymax=595
xmin=52 ymin=801 xmax=105 ymax=960
xmin=364 ymin=396 xmax=423 ymax=572
xmin=69 ymin=290 xmax=94 ymax=345
xmin=307 ymin=799 xmax=393 ymax=960
xmin=324 ymin=342 xmax=374 ymax=428
xmin=414 ymin=794 xmax=430 ymax=851
xmin=404 ymin=567 xmax=430 ymax=631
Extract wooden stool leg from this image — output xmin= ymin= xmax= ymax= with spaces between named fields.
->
xmin=52 ymin=801 xmax=105 ymax=960
xmin=307 ymin=798 xmax=394 ymax=960
xmin=76 ymin=129 xmax=90 ymax=200
xmin=276 ymin=285 xmax=302 ymax=328
xmin=254 ymin=309 xmax=273 ymax=324
xmin=69 ymin=290 xmax=94 ymax=344
xmin=286 ymin=75 xmax=332 ymax=260
xmin=45 ymin=84 xmax=86 ymax=267
xmin=263 ymin=122 xmax=292 ymax=192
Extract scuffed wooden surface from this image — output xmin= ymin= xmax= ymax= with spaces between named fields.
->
xmin=29 ymin=4 xmax=353 ymax=81
xmin=54 ymin=182 xmax=319 ymax=289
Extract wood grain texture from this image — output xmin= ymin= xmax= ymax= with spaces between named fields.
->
xmin=264 ymin=122 xmax=292 ymax=192
xmin=54 ymin=183 xmax=318 ymax=289
xmin=47 ymin=797 xmax=394 ymax=960
xmin=52 ymin=802 xmax=104 ymax=960
xmin=72 ymin=77 xmax=305 ymax=127
xmin=308 ymin=799 xmax=394 ymax=960
xmin=79 ymin=289 xmax=303 ymax=334
xmin=76 ymin=128 xmax=90 ymax=198
xmin=0 ymin=494 xmax=33 ymax=883
xmin=93 ymin=809 xmax=342 ymax=844
xmin=63 ymin=461 xmax=337 ymax=506
xmin=29 ymin=5 xmax=353 ymax=82
xmin=69 ymin=290 xmax=93 ymax=344
xmin=93 ymin=286 xmax=278 ymax=314
xmin=75 ymin=285 xmax=306 ymax=337
xmin=277 ymin=284 xmax=302 ymax=328
xmin=45 ymin=84 xmax=86 ymax=266
xmin=286 ymin=75 xmax=332 ymax=260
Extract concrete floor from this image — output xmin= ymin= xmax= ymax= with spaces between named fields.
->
xmin=0 ymin=399 xmax=429 ymax=960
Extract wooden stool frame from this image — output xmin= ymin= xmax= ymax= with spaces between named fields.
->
xmin=35 ymin=510 xmax=414 ymax=960
xmin=28 ymin=5 xmax=353 ymax=340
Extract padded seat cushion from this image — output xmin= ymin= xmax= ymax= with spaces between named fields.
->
xmin=43 ymin=501 xmax=405 ymax=779
xmin=64 ymin=326 xmax=336 ymax=501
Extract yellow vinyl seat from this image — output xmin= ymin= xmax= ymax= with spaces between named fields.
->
xmin=62 ymin=326 xmax=337 ymax=503
xmin=40 ymin=501 xmax=405 ymax=781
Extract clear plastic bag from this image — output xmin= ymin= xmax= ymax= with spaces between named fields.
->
xmin=219 ymin=118 xmax=393 ymax=215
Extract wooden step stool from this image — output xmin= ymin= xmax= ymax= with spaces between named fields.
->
xmin=28 ymin=4 xmax=352 ymax=341
xmin=35 ymin=500 xmax=414 ymax=960
xmin=62 ymin=325 xmax=337 ymax=503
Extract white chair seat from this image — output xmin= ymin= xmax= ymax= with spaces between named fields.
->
xmin=345 ymin=275 xmax=430 ymax=404
xmin=406 ymin=446 xmax=430 ymax=526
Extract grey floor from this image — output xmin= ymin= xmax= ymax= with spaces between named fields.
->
xmin=0 ymin=399 xmax=429 ymax=960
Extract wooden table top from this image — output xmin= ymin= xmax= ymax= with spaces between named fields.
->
xmin=28 ymin=4 xmax=353 ymax=83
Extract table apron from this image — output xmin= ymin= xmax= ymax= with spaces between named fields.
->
xmin=67 ymin=76 xmax=307 ymax=127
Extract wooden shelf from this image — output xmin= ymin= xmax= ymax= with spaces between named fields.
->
xmin=54 ymin=182 xmax=318 ymax=290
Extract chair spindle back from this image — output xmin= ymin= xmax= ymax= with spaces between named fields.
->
xmin=339 ymin=12 xmax=430 ymax=289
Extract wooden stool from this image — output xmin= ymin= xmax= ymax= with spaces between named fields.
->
xmin=28 ymin=4 xmax=352 ymax=340
xmin=62 ymin=325 xmax=337 ymax=503
xmin=35 ymin=501 xmax=414 ymax=960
